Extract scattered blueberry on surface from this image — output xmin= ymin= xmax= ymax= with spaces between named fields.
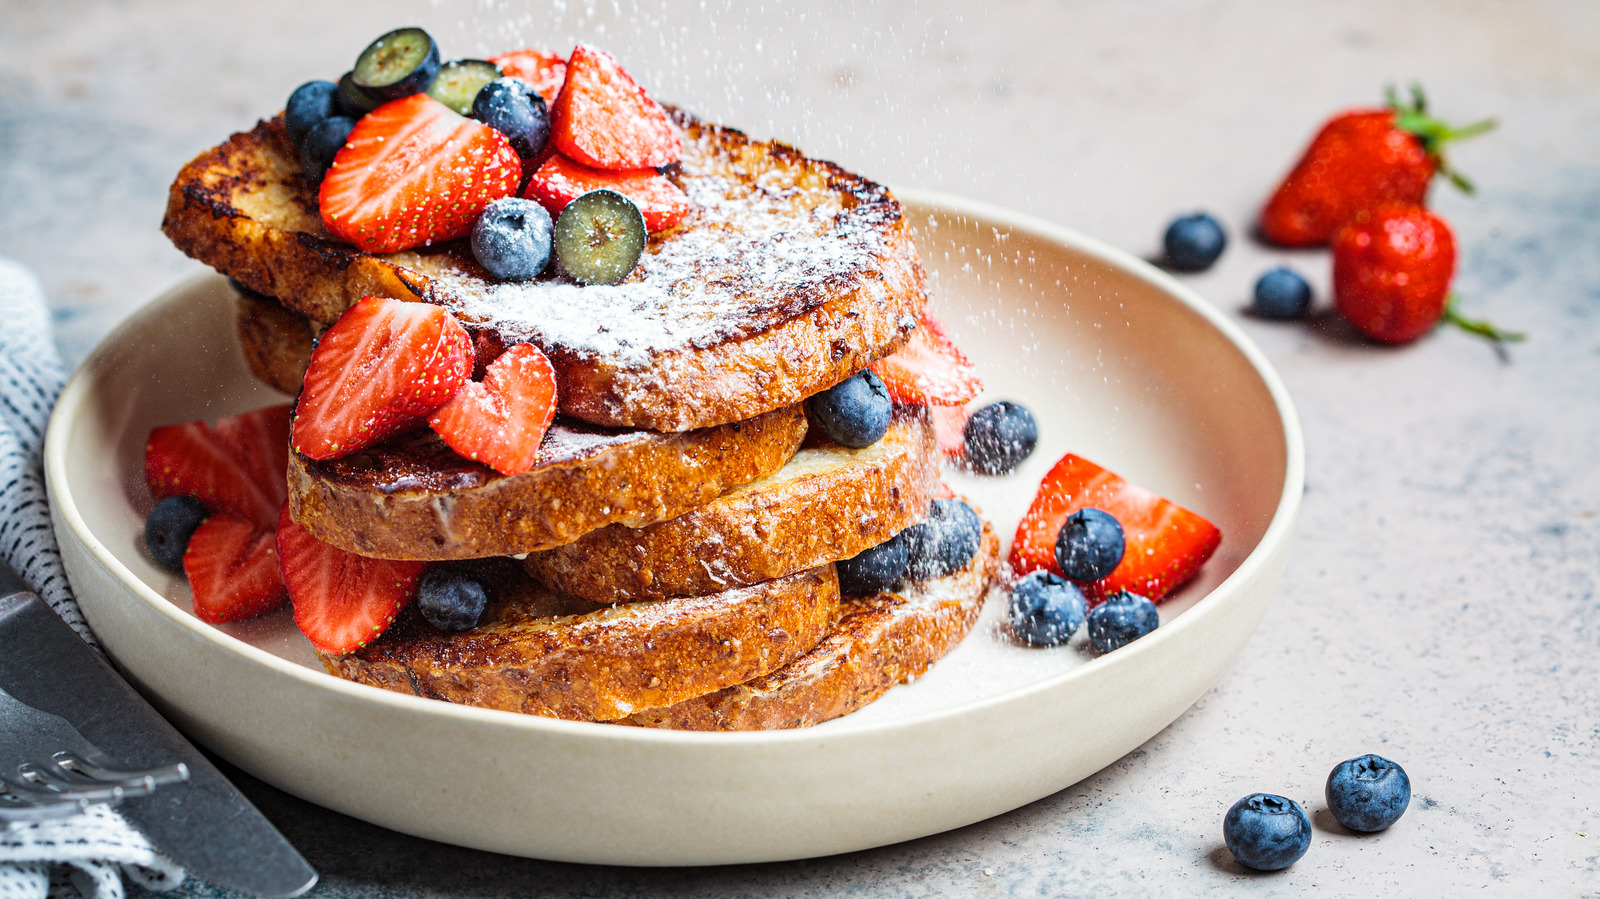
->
xmin=299 ymin=115 xmax=357 ymax=184
xmin=1163 ymin=212 xmax=1227 ymax=272
xmin=472 ymin=77 xmax=551 ymax=161
xmin=472 ymin=197 xmax=554 ymax=281
xmin=1085 ymin=590 xmax=1159 ymax=653
xmin=1326 ymin=754 xmax=1411 ymax=832
xmin=1251 ymin=266 xmax=1314 ymax=319
xmin=903 ymin=498 xmax=983 ymax=580
xmin=145 ymin=496 xmax=208 ymax=574
xmin=1223 ymin=793 xmax=1312 ymax=871
xmin=809 ymin=370 xmax=892 ymax=448
xmin=1055 ymin=508 xmax=1125 ymax=582
xmin=417 ymin=568 xmax=489 ymax=633
xmin=553 ymin=189 xmax=647 ymax=285
xmin=1008 ymin=571 xmax=1087 ymax=646
xmin=837 ymin=530 xmax=910 ymax=596
xmin=284 ymin=80 xmax=341 ymax=148
xmin=963 ymin=401 xmax=1038 ymax=475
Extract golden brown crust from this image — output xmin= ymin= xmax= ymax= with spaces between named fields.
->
xmin=526 ymin=407 xmax=938 ymax=602
xmin=619 ymin=516 xmax=1000 ymax=730
xmin=236 ymin=293 xmax=313 ymax=396
xmin=320 ymin=562 xmax=842 ymax=721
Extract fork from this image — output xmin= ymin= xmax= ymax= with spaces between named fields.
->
xmin=0 ymin=684 xmax=189 ymax=826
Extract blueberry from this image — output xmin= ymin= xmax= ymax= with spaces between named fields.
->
xmin=809 ymin=370 xmax=892 ymax=448
xmin=299 ymin=115 xmax=356 ymax=184
xmin=1251 ymin=267 xmax=1313 ymax=319
xmin=553 ymin=189 xmax=647 ymax=285
xmin=144 ymin=496 xmax=208 ymax=574
xmin=903 ymin=498 xmax=982 ymax=580
xmin=1326 ymin=754 xmax=1411 ymax=832
xmin=472 ymin=77 xmax=551 ymax=160
xmin=1163 ymin=212 xmax=1227 ymax=272
xmin=1223 ymin=793 xmax=1312 ymax=871
xmin=471 ymin=197 xmax=554 ymax=281
xmin=1055 ymin=508 xmax=1125 ymax=582
xmin=284 ymin=80 xmax=340 ymax=148
xmin=351 ymin=27 xmax=441 ymax=102
xmin=1085 ymin=590 xmax=1159 ymax=653
xmin=836 ymin=531 xmax=909 ymax=596
xmin=1008 ymin=571 xmax=1087 ymax=646
xmin=417 ymin=568 xmax=489 ymax=633
xmin=963 ymin=401 xmax=1038 ymax=475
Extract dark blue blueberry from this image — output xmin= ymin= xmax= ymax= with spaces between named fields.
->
xmin=284 ymin=80 xmax=340 ymax=148
xmin=1326 ymin=754 xmax=1411 ymax=832
xmin=963 ymin=401 xmax=1038 ymax=475
xmin=299 ymin=115 xmax=356 ymax=184
xmin=1008 ymin=571 xmax=1087 ymax=646
xmin=471 ymin=197 xmax=554 ymax=281
xmin=903 ymin=498 xmax=982 ymax=580
xmin=1223 ymin=793 xmax=1312 ymax=871
xmin=144 ymin=496 xmax=208 ymax=574
xmin=1055 ymin=508 xmax=1125 ymax=582
xmin=472 ymin=78 xmax=551 ymax=160
xmin=1163 ymin=212 xmax=1227 ymax=272
xmin=809 ymin=370 xmax=892 ymax=448
xmin=417 ymin=568 xmax=489 ymax=633
xmin=336 ymin=71 xmax=381 ymax=117
xmin=1085 ymin=590 xmax=1159 ymax=653
xmin=351 ymin=27 xmax=441 ymax=102
xmin=1251 ymin=267 xmax=1313 ymax=319
xmin=836 ymin=531 xmax=909 ymax=596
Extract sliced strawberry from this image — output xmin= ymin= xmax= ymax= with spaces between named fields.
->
xmin=549 ymin=45 xmax=680 ymax=170
xmin=1010 ymin=454 xmax=1221 ymax=604
xmin=292 ymin=296 xmax=472 ymax=460
xmin=488 ymin=49 xmax=567 ymax=104
xmin=276 ymin=505 xmax=425 ymax=654
xmin=869 ymin=314 xmax=983 ymax=406
xmin=929 ymin=403 xmax=970 ymax=459
xmin=319 ymin=93 xmax=521 ymax=254
xmin=146 ymin=405 xmax=291 ymax=529
xmin=428 ymin=343 xmax=558 ymax=476
xmin=524 ymin=153 xmax=690 ymax=232
xmin=183 ymin=513 xmax=287 ymax=624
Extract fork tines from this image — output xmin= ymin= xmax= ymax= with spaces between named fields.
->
xmin=0 ymin=752 xmax=188 ymax=826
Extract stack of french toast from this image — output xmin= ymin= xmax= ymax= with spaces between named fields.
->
xmin=156 ymin=40 xmax=1004 ymax=730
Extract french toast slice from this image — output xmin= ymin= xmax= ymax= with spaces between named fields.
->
xmin=526 ymin=407 xmax=939 ymax=602
xmin=236 ymin=291 xmax=314 ymax=396
xmin=164 ymin=110 xmax=927 ymax=432
xmin=619 ymin=513 xmax=1002 ymax=730
xmin=319 ymin=560 xmax=841 ymax=721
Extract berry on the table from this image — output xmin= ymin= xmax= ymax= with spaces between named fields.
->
xmin=144 ymin=496 xmax=209 ymax=574
xmin=553 ymin=188 xmax=646 ymax=285
xmin=549 ymin=44 xmax=681 ymax=170
xmin=1008 ymin=570 xmax=1087 ymax=646
xmin=298 ymin=115 xmax=356 ymax=185
xmin=284 ymin=80 xmax=340 ymax=147
xmin=1085 ymin=590 xmax=1158 ymax=653
xmin=1332 ymin=202 xmax=1454 ymax=344
xmin=472 ymin=77 xmax=551 ymax=161
xmin=1163 ymin=212 xmax=1227 ymax=272
xmin=1250 ymin=267 xmax=1313 ymax=320
xmin=428 ymin=343 xmax=559 ymax=477
xmin=471 ymin=197 xmax=553 ymax=282
xmin=183 ymin=512 xmax=287 ymax=624
xmin=1055 ymin=507 xmax=1125 ymax=583
xmin=276 ymin=505 xmax=425 ymax=654
xmin=524 ymin=153 xmax=689 ymax=232
xmin=351 ymin=27 xmax=441 ymax=103
xmin=963 ymin=400 xmax=1037 ymax=474
xmin=868 ymin=314 xmax=983 ymax=406
xmin=1223 ymin=793 xmax=1312 ymax=871
xmin=417 ymin=568 xmax=490 ymax=632
xmin=903 ymin=498 xmax=982 ymax=581
xmin=808 ymin=370 xmax=892 ymax=449
xmin=1326 ymin=754 xmax=1411 ymax=832
xmin=426 ymin=59 xmax=503 ymax=116
xmin=837 ymin=531 xmax=910 ymax=596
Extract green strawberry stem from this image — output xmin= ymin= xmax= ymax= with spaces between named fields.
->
xmin=1441 ymin=294 xmax=1525 ymax=344
xmin=1386 ymin=83 xmax=1497 ymax=195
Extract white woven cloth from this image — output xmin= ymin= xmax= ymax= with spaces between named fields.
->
xmin=0 ymin=259 xmax=185 ymax=899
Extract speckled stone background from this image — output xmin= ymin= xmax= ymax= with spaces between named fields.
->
xmin=2 ymin=0 xmax=1596 ymax=895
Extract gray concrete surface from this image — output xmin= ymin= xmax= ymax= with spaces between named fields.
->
xmin=1 ymin=0 xmax=1595 ymax=895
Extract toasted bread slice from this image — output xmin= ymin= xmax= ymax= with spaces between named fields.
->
xmin=526 ymin=407 xmax=939 ymax=602
xmin=164 ymin=110 xmax=926 ymax=432
xmin=319 ymin=560 xmax=841 ymax=721
xmin=236 ymin=291 xmax=314 ymax=396
xmin=619 ymin=513 xmax=1001 ymax=730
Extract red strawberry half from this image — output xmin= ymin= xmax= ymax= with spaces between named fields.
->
xmin=319 ymin=93 xmax=522 ymax=254
xmin=929 ymin=403 xmax=970 ymax=459
xmin=524 ymin=153 xmax=690 ymax=232
xmin=183 ymin=512 xmax=287 ymax=624
xmin=146 ymin=405 xmax=291 ymax=529
xmin=489 ymin=48 xmax=567 ymax=104
xmin=428 ymin=343 xmax=558 ymax=476
xmin=1010 ymin=453 xmax=1221 ymax=604
xmin=549 ymin=45 xmax=681 ymax=170
xmin=293 ymin=296 xmax=472 ymax=460
xmin=276 ymin=506 xmax=425 ymax=655
xmin=869 ymin=314 xmax=983 ymax=406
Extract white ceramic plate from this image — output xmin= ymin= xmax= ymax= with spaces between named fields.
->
xmin=45 ymin=191 xmax=1303 ymax=865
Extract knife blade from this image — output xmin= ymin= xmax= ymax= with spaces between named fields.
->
xmin=0 ymin=564 xmax=317 ymax=898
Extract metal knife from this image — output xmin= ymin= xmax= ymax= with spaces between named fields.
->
xmin=0 ymin=563 xmax=317 ymax=898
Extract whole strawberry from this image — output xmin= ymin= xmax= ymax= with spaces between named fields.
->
xmin=1260 ymin=86 xmax=1494 ymax=247
xmin=1333 ymin=203 xmax=1456 ymax=344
